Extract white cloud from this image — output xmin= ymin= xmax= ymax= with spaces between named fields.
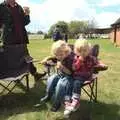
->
xmin=99 ymin=0 xmax=120 ymax=7
xmin=17 ymin=0 xmax=97 ymax=32
xmin=2 ymin=0 xmax=119 ymax=32
xmin=96 ymin=12 xmax=120 ymax=28
xmin=0 ymin=0 xmax=4 ymax=3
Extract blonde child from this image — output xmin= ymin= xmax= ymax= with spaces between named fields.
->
xmin=40 ymin=40 xmax=75 ymax=112
xmin=64 ymin=40 xmax=108 ymax=117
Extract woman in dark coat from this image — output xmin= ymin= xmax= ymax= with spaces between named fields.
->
xmin=0 ymin=0 xmax=46 ymax=81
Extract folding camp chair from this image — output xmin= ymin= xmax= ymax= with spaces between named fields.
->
xmin=81 ymin=73 xmax=98 ymax=102
xmin=0 ymin=45 xmax=30 ymax=97
xmin=0 ymin=72 xmax=29 ymax=95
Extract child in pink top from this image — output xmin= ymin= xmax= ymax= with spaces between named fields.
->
xmin=64 ymin=40 xmax=108 ymax=117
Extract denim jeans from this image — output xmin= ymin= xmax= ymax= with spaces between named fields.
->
xmin=46 ymin=73 xmax=60 ymax=96
xmin=46 ymin=73 xmax=73 ymax=105
xmin=72 ymin=77 xmax=86 ymax=99
xmin=73 ymin=79 xmax=84 ymax=95
xmin=54 ymin=74 xmax=73 ymax=104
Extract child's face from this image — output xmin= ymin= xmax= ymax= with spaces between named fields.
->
xmin=55 ymin=51 xmax=68 ymax=61
xmin=75 ymin=48 xmax=90 ymax=58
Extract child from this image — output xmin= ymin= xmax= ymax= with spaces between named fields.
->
xmin=64 ymin=40 xmax=108 ymax=117
xmin=40 ymin=40 xmax=75 ymax=112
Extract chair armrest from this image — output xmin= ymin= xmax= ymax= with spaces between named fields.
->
xmin=83 ymin=74 xmax=98 ymax=86
xmin=93 ymin=64 xmax=108 ymax=72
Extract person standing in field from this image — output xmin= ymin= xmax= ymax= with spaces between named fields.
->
xmin=0 ymin=0 xmax=46 ymax=82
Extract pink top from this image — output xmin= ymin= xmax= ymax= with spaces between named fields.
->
xmin=73 ymin=55 xmax=98 ymax=80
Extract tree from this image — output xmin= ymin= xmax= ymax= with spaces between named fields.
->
xmin=48 ymin=24 xmax=56 ymax=38
xmin=48 ymin=19 xmax=98 ymax=39
xmin=68 ymin=20 xmax=88 ymax=38
xmin=37 ymin=30 xmax=44 ymax=34
xmin=48 ymin=21 xmax=69 ymax=38
xmin=88 ymin=19 xmax=98 ymax=29
xmin=56 ymin=21 xmax=69 ymax=34
xmin=85 ymin=19 xmax=98 ymax=38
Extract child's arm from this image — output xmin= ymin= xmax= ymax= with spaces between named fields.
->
xmin=93 ymin=61 xmax=108 ymax=71
xmin=92 ymin=56 xmax=108 ymax=72
xmin=40 ymin=56 xmax=57 ymax=65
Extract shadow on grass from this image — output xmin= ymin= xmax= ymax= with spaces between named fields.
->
xmin=0 ymin=81 xmax=120 ymax=120
xmin=0 ymin=81 xmax=48 ymax=120
xmin=56 ymin=100 xmax=120 ymax=120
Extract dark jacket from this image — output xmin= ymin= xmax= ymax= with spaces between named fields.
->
xmin=53 ymin=31 xmax=63 ymax=41
xmin=0 ymin=2 xmax=30 ymax=45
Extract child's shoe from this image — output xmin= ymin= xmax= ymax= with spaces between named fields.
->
xmin=70 ymin=98 xmax=80 ymax=112
xmin=64 ymin=100 xmax=72 ymax=118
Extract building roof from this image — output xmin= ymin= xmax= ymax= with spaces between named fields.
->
xmin=94 ymin=28 xmax=111 ymax=34
xmin=111 ymin=17 xmax=120 ymax=26
xmin=86 ymin=28 xmax=111 ymax=34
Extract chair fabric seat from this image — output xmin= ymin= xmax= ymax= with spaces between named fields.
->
xmin=0 ymin=72 xmax=29 ymax=81
xmin=83 ymin=74 xmax=98 ymax=86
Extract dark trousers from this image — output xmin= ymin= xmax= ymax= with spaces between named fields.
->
xmin=29 ymin=62 xmax=37 ymax=75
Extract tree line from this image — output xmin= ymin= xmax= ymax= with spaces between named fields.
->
xmin=27 ymin=19 xmax=97 ymax=39
xmin=47 ymin=19 xmax=97 ymax=39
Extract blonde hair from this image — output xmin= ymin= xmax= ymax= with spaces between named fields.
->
xmin=74 ymin=39 xmax=91 ymax=57
xmin=51 ymin=40 xmax=71 ymax=56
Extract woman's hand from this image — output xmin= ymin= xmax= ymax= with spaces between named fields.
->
xmin=23 ymin=7 xmax=30 ymax=15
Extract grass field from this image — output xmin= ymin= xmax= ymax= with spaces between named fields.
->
xmin=0 ymin=39 xmax=120 ymax=120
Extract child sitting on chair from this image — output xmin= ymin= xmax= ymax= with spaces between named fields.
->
xmin=40 ymin=40 xmax=75 ymax=112
xmin=64 ymin=40 xmax=108 ymax=117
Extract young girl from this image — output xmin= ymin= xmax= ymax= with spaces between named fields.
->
xmin=40 ymin=40 xmax=75 ymax=112
xmin=64 ymin=40 xmax=108 ymax=117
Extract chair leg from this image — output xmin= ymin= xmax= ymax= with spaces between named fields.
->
xmin=0 ymin=82 xmax=14 ymax=95
xmin=13 ymin=74 xmax=29 ymax=92
xmin=82 ymin=78 xmax=98 ymax=102
xmin=26 ymin=74 xmax=29 ymax=91
xmin=90 ymin=78 xmax=97 ymax=102
xmin=10 ymin=80 xmax=20 ymax=93
xmin=94 ymin=78 xmax=97 ymax=102
xmin=82 ymin=87 xmax=92 ymax=100
xmin=47 ymin=67 xmax=51 ymax=76
xmin=89 ymin=82 xmax=94 ymax=102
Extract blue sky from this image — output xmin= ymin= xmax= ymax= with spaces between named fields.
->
xmin=1 ymin=0 xmax=120 ymax=32
xmin=29 ymin=0 xmax=45 ymax=4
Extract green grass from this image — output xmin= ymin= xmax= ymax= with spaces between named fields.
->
xmin=0 ymin=39 xmax=120 ymax=120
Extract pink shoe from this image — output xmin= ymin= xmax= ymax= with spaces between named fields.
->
xmin=64 ymin=101 xmax=72 ymax=118
xmin=70 ymin=98 xmax=80 ymax=112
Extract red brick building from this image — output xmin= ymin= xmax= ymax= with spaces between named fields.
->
xmin=110 ymin=18 xmax=120 ymax=46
